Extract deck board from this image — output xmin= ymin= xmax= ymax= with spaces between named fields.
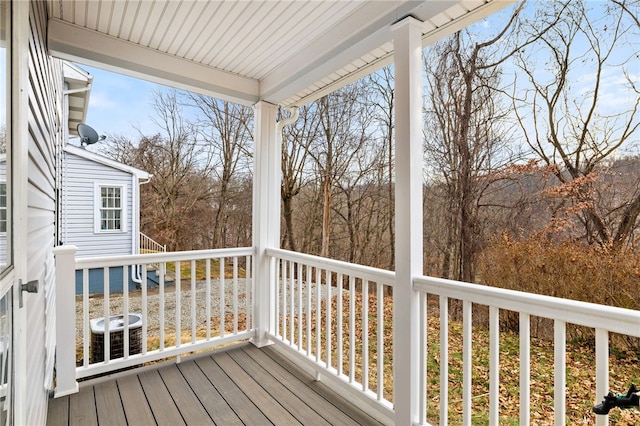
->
xmin=177 ymin=361 xmax=243 ymax=426
xmin=213 ymin=352 xmax=303 ymax=424
xmin=195 ymin=354 xmax=272 ymax=425
xmin=46 ymin=395 xmax=69 ymax=426
xmin=138 ymin=369 xmax=186 ymax=426
xmin=241 ymin=345 xmax=365 ymax=426
xmin=47 ymin=343 xmax=384 ymax=426
xmin=261 ymin=345 xmax=384 ymax=426
xmin=94 ymin=380 xmax=128 ymax=426
xmin=117 ymin=375 xmax=157 ymax=426
xmin=229 ymin=347 xmax=332 ymax=425
xmin=157 ymin=363 xmax=214 ymax=425
xmin=68 ymin=387 xmax=97 ymax=426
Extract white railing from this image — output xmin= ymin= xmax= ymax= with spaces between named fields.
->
xmin=53 ymin=245 xmax=640 ymax=424
xmin=54 ymin=246 xmax=253 ymax=387
xmin=265 ymin=248 xmax=395 ymax=422
xmin=415 ymin=275 xmax=640 ymax=426
xmin=139 ymin=232 xmax=166 ymax=254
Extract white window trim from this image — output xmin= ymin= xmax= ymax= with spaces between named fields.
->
xmin=94 ymin=182 xmax=127 ymax=233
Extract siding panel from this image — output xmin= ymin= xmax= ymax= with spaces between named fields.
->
xmin=25 ymin=1 xmax=64 ymax=425
xmin=62 ymin=150 xmax=134 ymax=258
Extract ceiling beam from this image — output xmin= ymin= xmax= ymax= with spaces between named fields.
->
xmin=48 ymin=18 xmax=260 ymax=106
xmin=259 ymin=1 xmax=427 ymax=105
xmin=267 ymin=0 xmax=516 ymax=107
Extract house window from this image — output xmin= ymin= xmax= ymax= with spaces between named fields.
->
xmin=95 ymin=184 xmax=127 ymax=232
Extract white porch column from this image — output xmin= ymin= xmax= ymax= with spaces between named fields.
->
xmin=251 ymin=101 xmax=279 ymax=347
xmin=392 ymin=16 xmax=423 ymax=426
xmin=53 ymin=245 xmax=79 ymax=397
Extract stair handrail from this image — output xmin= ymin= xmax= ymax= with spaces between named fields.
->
xmin=139 ymin=232 xmax=166 ymax=254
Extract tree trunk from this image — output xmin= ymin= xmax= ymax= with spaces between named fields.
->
xmin=321 ymin=175 xmax=331 ymax=258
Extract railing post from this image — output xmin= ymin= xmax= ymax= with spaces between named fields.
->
xmin=251 ymin=101 xmax=279 ymax=347
xmin=392 ymin=16 xmax=423 ymax=426
xmin=53 ymin=245 xmax=78 ymax=397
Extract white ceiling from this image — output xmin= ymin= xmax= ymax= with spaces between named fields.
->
xmin=47 ymin=0 xmax=514 ymax=108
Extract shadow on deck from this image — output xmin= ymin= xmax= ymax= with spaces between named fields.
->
xmin=47 ymin=343 xmax=383 ymax=425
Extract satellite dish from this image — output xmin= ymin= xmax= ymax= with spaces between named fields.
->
xmin=77 ymin=123 xmax=106 ymax=146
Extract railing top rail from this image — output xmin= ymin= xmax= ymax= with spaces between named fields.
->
xmin=76 ymin=246 xmax=254 ymax=269
xmin=415 ymin=275 xmax=640 ymax=337
xmin=266 ymin=248 xmax=395 ymax=286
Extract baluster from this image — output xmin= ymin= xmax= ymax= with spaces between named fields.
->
xmin=377 ymin=282 xmax=384 ymax=401
xmin=282 ymin=259 xmax=287 ymax=342
xmin=142 ymin=264 xmax=148 ymax=355
xmin=419 ymin=292 xmax=427 ymax=424
xmin=206 ymin=259 xmax=211 ymax=341
xmin=554 ymin=320 xmax=566 ymax=426
xmin=191 ymin=260 xmax=196 ymax=343
xmin=83 ymin=268 xmax=89 ymax=367
xmin=490 ymin=306 xmax=500 ymax=425
xmin=175 ymin=261 xmax=181 ymax=348
xmin=463 ymin=300 xmax=472 ymax=426
xmin=104 ymin=267 xmax=110 ymax=363
xmin=159 ymin=262 xmax=165 ymax=351
xmin=439 ymin=295 xmax=448 ymax=425
xmin=275 ymin=258 xmax=280 ymax=337
xmin=362 ymin=279 xmax=369 ymax=392
xmin=337 ymin=273 xmax=343 ymax=376
xmin=123 ymin=267 xmax=129 ymax=358
xmin=306 ymin=264 xmax=312 ymax=356
xmin=326 ymin=269 xmax=332 ymax=369
xmin=289 ymin=260 xmax=295 ymax=344
xmin=349 ymin=275 xmax=355 ymax=382
xmin=246 ymin=255 xmax=251 ymax=331
xmin=520 ymin=312 xmax=531 ymax=425
xmin=297 ymin=262 xmax=303 ymax=348
xmin=220 ymin=257 xmax=225 ymax=338
xmin=315 ymin=267 xmax=321 ymax=363
xmin=234 ymin=257 xmax=239 ymax=335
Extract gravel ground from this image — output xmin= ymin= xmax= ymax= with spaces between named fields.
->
xmin=75 ymin=279 xmax=335 ymax=341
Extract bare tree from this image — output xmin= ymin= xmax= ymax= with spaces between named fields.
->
xmin=512 ymin=0 xmax=640 ymax=248
xmin=368 ymin=66 xmax=395 ymax=271
xmin=189 ymin=95 xmax=253 ymax=247
xmin=281 ymin=105 xmax=320 ymax=251
xmin=424 ymin=39 xmax=509 ymax=281
xmin=103 ymin=89 xmax=215 ymax=250
xmin=311 ymin=81 xmax=373 ymax=258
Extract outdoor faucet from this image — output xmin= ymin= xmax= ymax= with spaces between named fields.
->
xmin=593 ymin=384 xmax=640 ymax=415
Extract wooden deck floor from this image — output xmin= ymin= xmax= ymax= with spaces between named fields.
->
xmin=47 ymin=343 xmax=384 ymax=426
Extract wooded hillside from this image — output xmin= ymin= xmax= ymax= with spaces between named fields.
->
xmin=96 ymin=0 xmax=640 ymax=313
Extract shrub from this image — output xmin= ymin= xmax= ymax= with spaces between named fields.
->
xmin=477 ymin=234 xmax=640 ymax=350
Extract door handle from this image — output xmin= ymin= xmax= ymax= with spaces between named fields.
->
xmin=19 ymin=279 xmax=39 ymax=308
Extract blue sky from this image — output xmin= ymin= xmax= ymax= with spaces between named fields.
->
xmin=81 ymin=65 xmax=169 ymax=140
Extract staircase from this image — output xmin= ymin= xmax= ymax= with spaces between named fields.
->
xmin=137 ymin=233 xmax=174 ymax=287
xmin=140 ymin=232 xmax=166 ymax=254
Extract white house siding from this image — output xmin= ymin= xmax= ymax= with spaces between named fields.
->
xmin=62 ymin=150 xmax=135 ymax=258
xmin=24 ymin=1 xmax=64 ymax=424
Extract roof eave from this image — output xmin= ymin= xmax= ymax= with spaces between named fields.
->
xmin=63 ymin=61 xmax=93 ymax=136
xmin=64 ymin=144 xmax=151 ymax=180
